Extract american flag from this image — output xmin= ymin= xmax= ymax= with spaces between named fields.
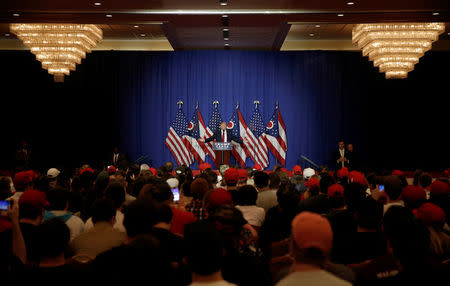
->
xmin=246 ymin=103 xmax=269 ymax=168
xmin=264 ymin=104 xmax=287 ymax=166
xmin=207 ymin=102 xmax=223 ymax=133
xmin=228 ymin=106 xmax=246 ymax=167
xmin=165 ymin=105 xmax=194 ymax=166
xmin=185 ymin=105 xmax=206 ymax=163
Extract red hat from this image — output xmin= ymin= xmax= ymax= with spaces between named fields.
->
xmin=208 ymin=188 xmax=233 ymax=208
xmin=327 ymin=184 xmax=344 ymax=198
xmin=304 ymin=177 xmax=320 ymax=189
xmin=199 ymin=163 xmax=212 ymax=172
xmin=237 ymin=169 xmax=248 ymax=180
xmin=107 ymin=165 xmax=117 ymax=173
xmin=291 ymin=212 xmax=333 ymax=254
xmin=336 ymin=167 xmax=349 ymax=179
xmin=253 ymin=164 xmax=262 ymax=171
xmin=348 ymin=171 xmax=368 ymax=186
xmin=224 ymin=168 xmax=239 ymax=185
xmin=149 ymin=167 xmax=157 ymax=176
xmin=13 ymin=171 xmax=34 ymax=189
xmin=415 ymin=203 xmax=446 ymax=225
xmin=392 ymin=170 xmax=404 ymax=177
xmin=80 ymin=168 xmax=94 ymax=175
xmin=280 ymin=168 xmax=292 ymax=177
xmin=292 ymin=165 xmax=302 ymax=175
xmin=429 ymin=180 xmax=450 ymax=196
xmin=401 ymin=185 xmax=426 ymax=205
xmin=19 ymin=190 xmax=49 ymax=208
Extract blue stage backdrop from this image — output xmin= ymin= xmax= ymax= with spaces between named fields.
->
xmin=0 ymin=50 xmax=449 ymax=171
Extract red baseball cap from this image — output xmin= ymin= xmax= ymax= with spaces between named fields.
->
xmin=107 ymin=165 xmax=117 ymax=173
xmin=149 ymin=167 xmax=157 ymax=176
xmin=253 ymin=164 xmax=262 ymax=171
xmin=401 ymin=185 xmax=426 ymax=205
xmin=80 ymin=168 xmax=94 ymax=175
xmin=304 ymin=177 xmax=320 ymax=189
xmin=348 ymin=171 xmax=367 ymax=186
xmin=429 ymin=180 xmax=449 ymax=196
xmin=327 ymin=184 xmax=344 ymax=198
xmin=392 ymin=170 xmax=404 ymax=177
xmin=13 ymin=171 xmax=34 ymax=189
xmin=237 ymin=169 xmax=248 ymax=180
xmin=415 ymin=203 xmax=446 ymax=225
xmin=291 ymin=212 xmax=333 ymax=254
xmin=336 ymin=167 xmax=349 ymax=179
xmin=199 ymin=163 xmax=212 ymax=172
xmin=19 ymin=190 xmax=49 ymax=208
xmin=292 ymin=165 xmax=302 ymax=175
xmin=208 ymin=188 xmax=233 ymax=208
xmin=224 ymin=168 xmax=239 ymax=185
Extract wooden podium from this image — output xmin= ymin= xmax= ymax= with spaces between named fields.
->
xmin=212 ymin=142 xmax=232 ymax=166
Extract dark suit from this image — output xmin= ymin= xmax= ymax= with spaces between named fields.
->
xmin=108 ymin=152 xmax=128 ymax=168
xmin=333 ymin=149 xmax=349 ymax=170
xmin=205 ymin=129 xmax=243 ymax=144
xmin=205 ymin=129 xmax=243 ymax=167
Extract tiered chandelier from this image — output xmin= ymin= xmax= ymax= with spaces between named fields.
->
xmin=352 ymin=23 xmax=445 ymax=79
xmin=10 ymin=23 xmax=103 ymax=82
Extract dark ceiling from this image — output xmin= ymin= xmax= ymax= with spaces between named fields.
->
xmin=1 ymin=0 xmax=450 ymax=50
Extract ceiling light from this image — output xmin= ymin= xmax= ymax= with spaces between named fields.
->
xmin=221 ymin=15 xmax=229 ymax=26
xmin=432 ymin=12 xmax=439 ymax=16
xmin=223 ymin=28 xmax=229 ymax=32
xmin=346 ymin=2 xmax=355 ymax=5
xmin=106 ymin=14 xmax=112 ymax=17
xmin=134 ymin=25 xmax=139 ymax=28
xmin=337 ymin=13 xmax=344 ymax=17
xmin=309 ymin=33 xmax=314 ymax=36
xmin=94 ymin=2 xmax=101 ymax=6
xmin=140 ymin=34 xmax=146 ymax=37
xmin=352 ymin=23 xmax=445 ymax=79
xmin=224 ymin=43 xmax=229 ymax=46
xmin=224 ymin=38 xmax=229 ymax=41
xmin=219 ymin=0 xmax=228 ymax=6
xmin=222 ymin=15 xmax=228 ymax=18
xmin=13 ymin=13 xmax=20 ymax=17
xmin=5 ymin=33 xmax=10 ymax=36
xmin=315 ymin=25 xmax=321 ymax=28
xmin=10 ymin=23 xmax=103 ymax=82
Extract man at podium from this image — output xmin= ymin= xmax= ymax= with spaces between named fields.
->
xmin=199 ymin=122 xmax=246 ymax=167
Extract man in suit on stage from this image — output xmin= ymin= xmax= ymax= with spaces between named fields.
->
xmin=199 ymin=122 xmax=247 ymax=167
xmin=333 ymin=140 xmax=349 ymax=170
xmin=108 ymin=146 xmax=129 ymax=170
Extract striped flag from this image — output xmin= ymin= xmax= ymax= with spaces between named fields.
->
xmin=165 ymin=104 xmax=194 ymax=166
xmin=205 ymin=102 xmax=223 ymax=160
xmin=228 ymin=107 xmax=246 ymax=167
xmin=246 ymin=103 xmax=269 ymax=168
xmin=264 ymin=104 xmax=287 ymax=166
xmin=197 ymin=106 xmax=215 ymax=160
xmin=185 ymin=105 xmax=206 ymax=164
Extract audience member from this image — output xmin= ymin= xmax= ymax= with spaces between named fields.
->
xmin=382 ymin=176 xmax=404 ymax=214
xmin=255 ymin=171 xmax=278 ymax=213
xmin=185 ymin=177 xmax=209 ymax=220
xmin=71 ymin=198 xmax=126 ymax=258
xmin=44 ymin=187 xmax=84 ymax=240
xmin=235 ymin=185 xmax=265 ymax=228
xmin=275 ymin=211 xmax=351 ymax=286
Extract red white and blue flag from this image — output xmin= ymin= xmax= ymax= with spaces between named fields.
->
xmin=247 ymin=104 xmax=269 ymax=168
xmin=186 ymin=105 xmax=206 ymax=164
xmin=197 ymin=106 xmax=215 ymax=160
xmin=165 ymin=105 xmax=194 ymax=166
xmin=227 ymin=106 xmax=246 ymax=167
xmin=264 ymin=104 xmax=287 ymax=166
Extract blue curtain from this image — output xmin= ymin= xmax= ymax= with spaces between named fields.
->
xmin=0 ymin=50 xmax=448 ymax=171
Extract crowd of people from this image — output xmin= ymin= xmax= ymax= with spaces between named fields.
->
xmin=0 ymin=159 xmax=449 ymax=286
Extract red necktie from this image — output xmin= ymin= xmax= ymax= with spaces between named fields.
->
xmin=222 ymin=130 xmax=225 ymax=142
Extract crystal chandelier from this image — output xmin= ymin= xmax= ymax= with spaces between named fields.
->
xmin=352 ymin=23 xmax=445 ymax=79
xmin=10 ymin=23 xmax=103 ymax=82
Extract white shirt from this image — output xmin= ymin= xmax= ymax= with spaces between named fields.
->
xmin=235 ymin=205 xmax=265 ymax=227
xmin=339 ymin=148 xmax=344 ymax=157
xmin=48 ymin=210 xmax=84 ymax=241
xmin=84 ymin=210 xmax=126 ymax=233
xmin=276 ymin=270 xmax=351 ymax=286
xmin=190 ymin=280 xmax=237 ymax=286
xmin=256 ymin=190 xmax=278 ymax=213
xmin=383 ymin=201 xmax=405 ymax=215
xmin=113 ymin=153 xmax=119 ymax=165
xmin=221 ymin=130 xmax=227 ymax=142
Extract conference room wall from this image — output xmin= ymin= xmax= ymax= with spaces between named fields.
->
xmin=0 ymin=50 xmax=448 ymax=172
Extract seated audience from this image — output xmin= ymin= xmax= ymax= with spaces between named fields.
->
xmin=255 ymin=171 xmax=278 ymax=213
